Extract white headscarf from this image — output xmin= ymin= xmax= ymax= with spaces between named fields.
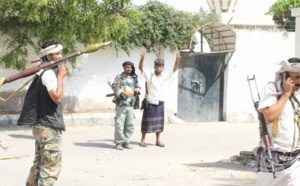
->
xmin=275 ymin=60 xmax=300 ymax=80
xmin=40 ymin=44 xmax=63 ymax=57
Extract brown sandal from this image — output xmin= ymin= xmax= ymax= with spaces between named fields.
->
xmin=156 ymin=142 xmax=165 ymax=147
xmin=139 ymin=143 xmax=147 ymax=147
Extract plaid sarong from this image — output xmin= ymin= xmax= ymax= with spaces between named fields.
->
xmin=141 ymin=101 xmax=164 ymax=133
xmin=257 ymin=147 xmax=300 ymax=173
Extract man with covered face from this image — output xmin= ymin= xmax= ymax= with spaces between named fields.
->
xmin=138 ymin=51 xmax=181 ymax=148
xmin=111 ymin=61 xmax=141 ymax=150
xmin=17 ymin=39 xmax=67 ymax=186
xmin=256 ymin=58 xmax=300 ymax=185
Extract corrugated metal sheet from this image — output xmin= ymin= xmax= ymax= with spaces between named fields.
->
xmin=199 ymin=22 xmax=236 ymax=52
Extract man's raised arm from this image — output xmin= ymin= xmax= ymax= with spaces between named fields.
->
xmin=173 ymin=53 xmax=181 ymax=72
xmin=139 ymin=51 xmax=146 ymax=73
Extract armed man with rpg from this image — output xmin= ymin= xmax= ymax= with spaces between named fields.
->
xmin=256 ymin=58 xmax=300 ymax=185
xmin=0 ymin=39 xmax=111 ymax=185
xmin=16 ymin=39 xmax=67 ymax=186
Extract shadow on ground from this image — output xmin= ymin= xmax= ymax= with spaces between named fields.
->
xmin=73 ymin=139 xmax=145 ymax=149
xmin=185 ymin=161 xmax=256 ymax=172
xmin=184 ymin=161 xmax=256 ymax=186
xmin=203 ymin=177 xmax=255 ymax=186
xmin=1 ymin=125 xmax=31 ymax=131
xmin=9 ymin=134 xmax=33 ymax=139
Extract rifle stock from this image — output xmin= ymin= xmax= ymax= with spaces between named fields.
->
xmin=106 ymin=93 xmax=115 ymax=97
xmin=1 ymin=41 xmax=111 ymax=86
xmin=248 ymin=75 xmax=276 ymax=178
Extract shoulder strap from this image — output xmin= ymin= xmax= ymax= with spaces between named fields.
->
xmin=271 ymin=83 xmax=300 ymax=139
xmin=0 ymin=75 xmax=37 ymax=102
xmin=270 ymin=82 xmax=279 ymax=138
xmin=272 ymin=118 xmax=278 ymax=137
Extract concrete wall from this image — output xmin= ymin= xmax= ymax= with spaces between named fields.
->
xmin=0 ymin=29 xmax=295 ymax=123
xmin=0 ymin=43 xmax=179 ymax=115
xmin=225 ymin=30 xmax=295 ymax=122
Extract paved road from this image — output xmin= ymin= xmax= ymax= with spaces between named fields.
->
xmin=0 ymin=122 xmax=259 ymax=186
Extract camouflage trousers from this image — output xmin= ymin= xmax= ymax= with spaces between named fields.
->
xmin=26 ymin=124 xmax=62 ymax=186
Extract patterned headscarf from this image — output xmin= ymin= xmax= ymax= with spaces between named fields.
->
xmin=275 ymin=58 xmax=300 ymax=80
xmin=40 ymin=44 xmax=63 ymax=57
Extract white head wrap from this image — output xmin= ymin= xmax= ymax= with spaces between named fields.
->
xmin=40 ymin=44 xmax=63 ymax=57
xmin=275 ymin=60 xmax=300 ymax=80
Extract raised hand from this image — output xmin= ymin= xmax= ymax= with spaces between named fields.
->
xmin=176 ymin=53 xmax=181 ymax=62
xmin=141 ymin=51 xmax=146 ymax=59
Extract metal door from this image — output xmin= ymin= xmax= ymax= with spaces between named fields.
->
xmin=177 ymin=52 xmax=227 ymax=122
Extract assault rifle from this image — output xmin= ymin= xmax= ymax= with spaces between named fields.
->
xmin=247 ymin=74 xmax=276 ymax=178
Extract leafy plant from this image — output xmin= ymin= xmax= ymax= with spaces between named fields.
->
xmin=266 ymin=0 xmax=300 ymax=31
xmin=0 ymin=0 xmax=219 ymax=70
xmin=120 ymin=2 xmax=219 ymax=54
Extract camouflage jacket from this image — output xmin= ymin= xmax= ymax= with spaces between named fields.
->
xmin=111 ymin=72 xmax=140 ymax=107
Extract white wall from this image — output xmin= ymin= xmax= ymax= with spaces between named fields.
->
xmin=225 ymin=30 xmax=295 ymax=122
xmin=0 ymin=30 xmax=296 ymax=122
xmin=0 ymin=43 xmax=179 ymax=115
xmin=63 ymin=44 xmax=179 ymax=114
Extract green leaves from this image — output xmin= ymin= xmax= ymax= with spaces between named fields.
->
xmin=266 ymin=0 xmax=299 ymax=31
xmin=0 ymin=0 xmax=218 ymax=70
xmin=117 ymin=1 xmax=219 ymax=54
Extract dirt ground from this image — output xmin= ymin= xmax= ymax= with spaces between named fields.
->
xmin=0 ymin=122 xmax=259 ymax=186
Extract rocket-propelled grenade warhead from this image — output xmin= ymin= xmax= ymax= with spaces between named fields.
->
xmin=82 ymin=41 xmax=112 ymax=54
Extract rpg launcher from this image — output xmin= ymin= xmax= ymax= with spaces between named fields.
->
xmin=0 ymin=41 xmax=112 ymax=87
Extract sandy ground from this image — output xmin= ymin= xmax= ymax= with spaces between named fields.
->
xmin=0 ymin=122 xmax=259 ymax=186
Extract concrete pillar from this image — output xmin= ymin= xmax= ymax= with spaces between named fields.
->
xmin=292 ymin=8 xmax=300 ymax=57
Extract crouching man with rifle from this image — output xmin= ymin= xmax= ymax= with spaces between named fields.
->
xmin=256 ymin=58 xmax=300 ymax=185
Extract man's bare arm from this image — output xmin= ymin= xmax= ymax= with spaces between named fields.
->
xmin=139 ymin=51 xmax=146 ymax=73
xmin=261 ymin=73 xmax=293 ymax=123
xmin=173 ymin=53 xmax=181 ymax=72
xmin=260 ymin=92 xmax=290 ymax=123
